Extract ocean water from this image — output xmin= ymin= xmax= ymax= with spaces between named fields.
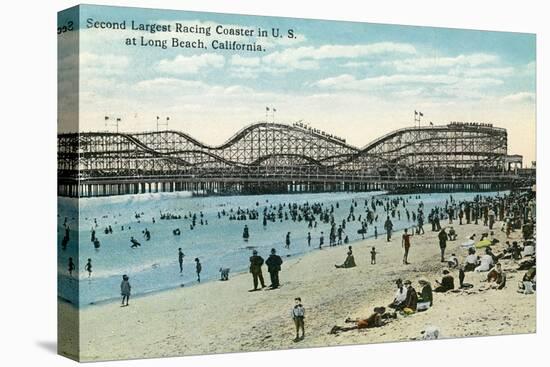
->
xmin=57 ymin=190 xmax=505 ymax=307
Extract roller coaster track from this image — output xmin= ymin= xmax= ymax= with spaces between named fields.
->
xmin=57 ymin=121 xmax=533 ymax=197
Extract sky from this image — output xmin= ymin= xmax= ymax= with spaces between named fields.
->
xmin=58 ymin=4 xmax=536 ymax=164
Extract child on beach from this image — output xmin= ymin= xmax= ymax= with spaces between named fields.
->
xmin=67 ymin=257 xmax=75 ymax=277
xmin=85 ymin=258 xmax=92 ymax=278
xmin=178 ymin=248 xmax=185 ymax=274
xmin=371 ymin=247 xmax=377 ymax=264
xmin=195 ymin=258 xmax=202 ymax=283
xmin=291 ymin=297 xmax=305 ymax=342
xmin=120 ymin=275 xmax=131 ymax=306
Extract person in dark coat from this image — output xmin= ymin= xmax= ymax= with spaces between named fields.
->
xmin=438 ymin=228 xmax=448 ymax=262
xmin=249 ymin=249 xmax=266 ymax=290
xmin=434 ymin=269 xmax=455 ymax=292
xmin=265 ymin=248 xmax=283 ymax=289
xmin=384 ymin=216 xmax=393 ymax=242
xmin=403 ymin=280 xmax=418 ymax=311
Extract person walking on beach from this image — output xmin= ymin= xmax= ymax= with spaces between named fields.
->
xmin=319 ymin=232 xmax=324 ymax=249
xmin=85 ymin=258 xmax=92 ymax=278
xmin=291 ymin=297 xmax=305 ymax=342
xmin=266 ymin=248 xmax=283 ymax=289
xmin=384 ymin=216 xmax=393 ymax=242
xmin=67 ymin=257 xmax=75 ymax=277
xmin=178 ymin=248 xmax=185 ymax=274
xmin=243 ymin=225 xmax=250 ymax=241
xmin=417 ymin=213 xmax=425 ymax=234
xmin=285 ymin=232 xmax=291 ymax=249
xmin=371 ymin=247 xmax=377 ymax=264
xmin=195 ymin=258 xmax=202 ymax=283
xmin=249 ymin=250 xmax=266 ymax=291
xmin=120 ymin=274 xmax=131 ymax=307
xmin=438 ymin=228 xmax=448 ymax=262
xmin=307 ymin=232 xmax=311 ymax=247
xmin=402 ymin=228 xmax=413 ymax=265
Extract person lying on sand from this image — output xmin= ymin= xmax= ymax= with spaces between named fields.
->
xmin=330 ymin=307 xmax=390 ymax=334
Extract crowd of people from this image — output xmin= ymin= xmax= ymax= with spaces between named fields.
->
xmin=60 ymin=188 xmax=535 ymax=341
xmin=327 ymin=189 xmax=536 ymax=337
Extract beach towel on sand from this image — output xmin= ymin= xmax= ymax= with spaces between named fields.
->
xmin=475 ymin=239 xmax=492 ymax=248
xmin=461 ymin=239 xmax=475 ymax=248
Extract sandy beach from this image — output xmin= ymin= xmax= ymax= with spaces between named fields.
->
xmin=60 ymin=220 xmax=535 ymax=361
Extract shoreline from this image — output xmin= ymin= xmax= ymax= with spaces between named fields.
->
xmin=65 ymin=230 xmax=385 ymax=309
xmin=61 ymin=219 xmax=535 ymax=361
xmin=61 ymin=190 xmax=509 ymax=308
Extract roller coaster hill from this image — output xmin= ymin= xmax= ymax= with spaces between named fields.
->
xmin=58 ymin=121 xmax=535 ymax=197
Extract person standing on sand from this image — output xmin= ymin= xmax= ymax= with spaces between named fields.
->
xmin=178 ymin=248 xmax=185 ymax=274
xmin=291 ymin=297 xmax=305 ymax=341
xmin=402 ymin=228 xmax=413 ymax=265
xmin=371 ymin=247 xmax=377 ymax=264
xmin=67 ymin=257 xmax=75 ymax=277
xmin=438 ymin=228 xmax=448 ymax=262
xmin=285 ymin=232 xmax=291 ymax=249
xmin=195 ymin=258 xmax=202 ymax=283
xmin=120 ymin=274 xmax=131 ymax=306
xmin=266 ymin=248 xmax=283 ymax=289
xmin=249 ymin=250 xmax=266 ymax=291
xmin=384 ymin=216 xmax=393 ymax=242
xmin=85 ymin=258 xmax=92 ymax=278
xmin=319 ymin=232 xmax=324 ymax=249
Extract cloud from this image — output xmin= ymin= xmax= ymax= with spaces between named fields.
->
xmin=387 ymin=53 xmax=499 ymax=72
xmin=313 ymin=73 xmax=458 ymax=90
xmin=453 ymin=67 xmax=514 ymax=77
xmin=502 ymin=92 xmax=535 ymax=104
xmin=156 ymin=54 xmax=225 ymax=74
xmin=80 ymin=52 xmax=130 ymax=76
xmin=311 ymin=72 xmax=505 ymax=102
xmin=262 ymin=42 xmax=417 ymax=71
xmin=231 ymin=55 xmax=261 ymax=67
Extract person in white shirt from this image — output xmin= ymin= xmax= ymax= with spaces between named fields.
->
xmin=475 ymin=253 xmax=494 ymax=272
xmin=291 ymin=297 xmax=305 ymax=341
xmin=464 ymin=247 xmax=479 ymax=271
xmin=388 ymin=279 xmax=407 ymax=310
xmin=447 ymin=253 xmax=459 ymax=268
xmin=523 ymin=241 xmax=535 ymax=257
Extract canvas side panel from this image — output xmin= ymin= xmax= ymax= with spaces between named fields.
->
xmin=57 ymin=5 xmax=81 ymax=362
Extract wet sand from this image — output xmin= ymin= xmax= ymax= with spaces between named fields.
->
xmin=60 ymin=221 xmax=535 ymax=361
